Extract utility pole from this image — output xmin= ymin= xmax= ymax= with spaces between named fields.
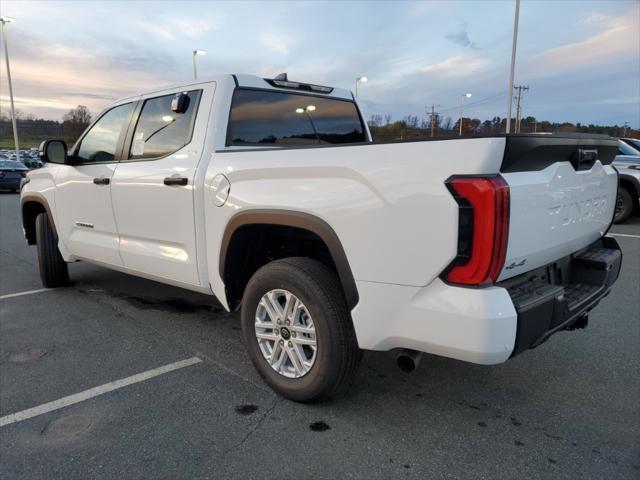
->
xmin=1 ymin=16 xmax=19 ymax=161
xmin=513 ymin=85 xmax=529 ymax=133
xmin=623 ymin=121 xmax=630 ymax=137
xmin=505 ymin=0 xmax=520 ymax=134
xmin=426 ymin=104 xmax=440 ymax=137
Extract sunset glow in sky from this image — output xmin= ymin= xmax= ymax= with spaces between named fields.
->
xmin=1 ymin=0 xmax=638 ymax=126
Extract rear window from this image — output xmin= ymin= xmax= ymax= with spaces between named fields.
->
xmin=226 ymin=89 xmax=366 ymax=146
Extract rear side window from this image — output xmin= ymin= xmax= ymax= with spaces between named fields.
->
xmin=226 ymin=89 xmax=366 ymax=146
xmin=77 ymin=103 xmax=134 ymax=163
xmin=129 ymin=90 xmax=201 ymax=160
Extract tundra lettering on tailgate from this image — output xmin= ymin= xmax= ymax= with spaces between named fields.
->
xmin=548 ymin=195 xmax=607 ymax=228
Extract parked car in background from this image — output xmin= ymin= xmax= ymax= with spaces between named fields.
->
xmin=620 ymin=137 xmax=640 ymax=151
xmin=0 ymin=159 xmax=28 ymax=192
xmin=0 ymin=148 xmax=43 ymax=170
xmin=613 ymin=140 xmax=640 ymax=223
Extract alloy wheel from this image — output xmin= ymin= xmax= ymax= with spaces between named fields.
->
xmin=254 ymin=289 xmax=317 ymax=378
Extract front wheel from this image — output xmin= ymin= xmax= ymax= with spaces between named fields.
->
xmin=35 ymin=213 xmax=70 ymax=287
xmin=240 ymin=257 xmax=361 ymax=402
xmin=614 ymin=186 xmax=634 ymax=224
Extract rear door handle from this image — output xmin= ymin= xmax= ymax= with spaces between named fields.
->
xmin=93 ymin=177 xmax=110 ymax=185
xmin=164 ymin=177 xmax=188 ymax=186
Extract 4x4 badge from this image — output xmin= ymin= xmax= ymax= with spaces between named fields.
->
xmin=505 ymin=259 xmax=526 ymax=270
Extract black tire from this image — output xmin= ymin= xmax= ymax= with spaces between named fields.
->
xmin=614 ymin=186 xmax=634 ymax=224
xmin=241 ymin=257 xmax=361 ymax=402
xmin=35 ymin=213 xmax=69 ymax=287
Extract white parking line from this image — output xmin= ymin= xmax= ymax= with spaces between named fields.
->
xmin=0 ymin=357 xmax=202 ymax=427
xmin=0 ymin=288 xmax=52 ymax=300
xmin=607 ymin=233 xmax=640 ymax=239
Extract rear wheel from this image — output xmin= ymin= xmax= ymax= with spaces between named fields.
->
xmin=35 ymin=213 xmax=69 ymax=287
xmin=240 ymin=257 xmax=361 ymax=402
xmin=614 ymin=186 xmax=633 ymax=224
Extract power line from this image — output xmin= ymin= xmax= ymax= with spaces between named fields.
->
xmin=438 ymin=91 xmax=508 ymax=115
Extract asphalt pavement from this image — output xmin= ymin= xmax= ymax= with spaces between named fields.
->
xmin=0 ymin=191 xmax=638 ymax=479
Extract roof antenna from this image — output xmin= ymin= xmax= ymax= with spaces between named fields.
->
xmin=274 ymin=73 xmax=288 ymax=81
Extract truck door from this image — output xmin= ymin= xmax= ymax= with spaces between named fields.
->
xmin=110 ymin=84 xmax=215 ymax=286
xmin=53 ymin=102 xmax=135 ymax=266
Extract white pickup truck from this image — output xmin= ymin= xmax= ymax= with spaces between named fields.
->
xmin=21 ymin=74 xmax=622 ymax=402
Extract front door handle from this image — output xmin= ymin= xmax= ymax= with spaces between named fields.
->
xmin=93 ymin=177 xmax=110 ymax=185
xmin=164 ymin=176 xmax=188 ymax=186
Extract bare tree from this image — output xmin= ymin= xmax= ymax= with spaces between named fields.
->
xmin=368 ymin=114 xmax=383 ymax=128
xmin=62 ymin=105 xmax=92 ymax=143
xmin=403 ymin=115 xmax=419 ymax=129
xmin=63 ymin=105 xmax=91 ymax=125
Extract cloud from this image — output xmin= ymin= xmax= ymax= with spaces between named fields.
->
xmin=445 ymin=26 xmax=479 ymax=49
xmin=174 ymin=18 xmax=220 ymax=38
xmin=259 ymin=31 xmax=291 ymax=54
xmin=131 ymin=21 xmax=176 ymax=41
xmin=131 ymin=17 xmax=219 ymax=41
xmin=60 ymin=92 xmax=118 ymax=100
xmin=420 ymin=53 xmax=486 ymax=77
xmin=525 ymin=6 xmax=639 ymax=77
xmin=0 ymin=29 xmax=181 ymax=119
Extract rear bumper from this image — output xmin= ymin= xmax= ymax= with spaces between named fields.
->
xmin=351 ymin=279 xmax=519 ymax=365
xmin=499 ymin=236 xmax=622 ymax=356
xmin=351 ymin=237 xmax=621 ymax=365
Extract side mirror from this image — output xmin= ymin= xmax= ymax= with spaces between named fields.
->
xmin=39 ymin=140 xmax=68 ymax=164
xmin=171 ymin=92 xmax=190 ymax=113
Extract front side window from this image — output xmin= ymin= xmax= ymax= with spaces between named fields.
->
xmin=226 ymin=89 xmax=366 ymax=146
xmin=129 ymin=90 xmax=201 ymax=160
xmin=76 ymin=103 xmax=133 ymax=163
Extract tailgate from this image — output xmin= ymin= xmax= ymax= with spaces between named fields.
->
xmin=498 ymin=135 xmax=619 ymax=281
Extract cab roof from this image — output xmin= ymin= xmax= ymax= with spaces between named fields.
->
xmin=114 ymin=74 xmax=354 ymax=104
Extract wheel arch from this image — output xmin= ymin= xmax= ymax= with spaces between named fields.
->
xmin=21 ymin=193 xmax=58 ymax=245
xmin=618 ymin=173 xmax=640 ymax=211
xmin=220 ymin=209 xmax=359 ymax=311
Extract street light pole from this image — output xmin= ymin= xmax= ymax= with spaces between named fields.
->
xmin=1 ymin=16 xmax=19 ymax=161
xmin=192 ymin=49 xmax=206 ymax=80
xmin=459 ymin=93 xmax=472 ymax=136
xmin=505 ymin=0 xmax=520 ymax=134
xmin=355 ymin=76 xmax=368 ymax=99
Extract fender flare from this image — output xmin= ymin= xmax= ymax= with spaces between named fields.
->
xmin=21 ymin=193 xmax=58 ymax=243
xmin=219 ymin=209 xmax=359 ymax=309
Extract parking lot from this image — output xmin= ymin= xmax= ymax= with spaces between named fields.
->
xmin=0 ymin=192 xmax=638 ymax=479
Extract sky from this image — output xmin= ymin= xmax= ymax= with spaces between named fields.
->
xmin=0 ymin=0 xmax=638 ymax=127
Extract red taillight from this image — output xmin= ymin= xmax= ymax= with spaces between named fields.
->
xmin=444 ymin=176 xmax=510 ymax=286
